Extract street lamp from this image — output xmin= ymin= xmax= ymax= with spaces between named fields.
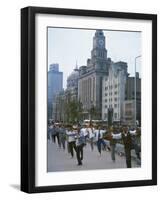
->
xmin=134 ymin=55 xmax=141 ymax=128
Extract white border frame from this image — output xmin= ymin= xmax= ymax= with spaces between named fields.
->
xmin=35 ymin=14 xmax=152 ymax=187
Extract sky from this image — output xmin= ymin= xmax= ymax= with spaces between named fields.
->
xmin=48 ymin=27 xmax=141 ymax=89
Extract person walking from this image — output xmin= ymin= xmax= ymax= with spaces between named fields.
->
xmin=75 ymin=127 xmax=86 ymax=165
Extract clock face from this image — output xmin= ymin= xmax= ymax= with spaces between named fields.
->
xmin=98 ymin=39 xmax=104 ymax=47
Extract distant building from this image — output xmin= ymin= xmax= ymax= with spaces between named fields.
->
xmin=102 ymin=61 xmax=128 ymax=123
xmin=78 ymin=30 xmax=110 ymax=120
xmin=66 ymin=65 xmax=79 ymax=100
xmin=48 ymin=64 xmax=63 ymax=119
xmin=123 ymin=72 xmax=141 ymax=125
xmin=122 ymin=100 xmax=135 ymax=126
xmin=53 ymin=90 xmax=66 ymax=122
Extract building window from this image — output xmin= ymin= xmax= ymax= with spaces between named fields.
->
xmin=126 ymin=111 xmax=132 ymax=116
xmin=105 ymin=105 xmax=107 ymax=108
xmin=105 ymin=99 xmax=107 ymax=102
xmin=114 ymin=97 xmax=117 ymax=102
xmin=114 ymin=91 xmax=117 ymax=95
xmin=114 ymin=104 xmax=117 ymax=108
xmin=115 ymin=84 xmax=117 ymax=88
xmin=105 ymin=93 xmax=107 ymax=96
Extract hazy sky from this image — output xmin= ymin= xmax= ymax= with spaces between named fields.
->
xmin=48 ymin=27 xmax=141 ymax=89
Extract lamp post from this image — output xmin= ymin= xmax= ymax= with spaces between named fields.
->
xmin=134 ymin=55 xmax=141 ymax=128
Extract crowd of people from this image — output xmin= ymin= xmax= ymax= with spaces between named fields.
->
xmin=48 ymin=122 xmax=141 ymax=168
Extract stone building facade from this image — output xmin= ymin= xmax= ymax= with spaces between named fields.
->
xmin=124 ymin=72 xmax=141 ymax=126
xmin=66 ymin=66 xmax=79 ymax=100
xmin=102 ymin=61 xmax=128 ymax=123
xmin=78 ymin=30 xmax=110 ymax=119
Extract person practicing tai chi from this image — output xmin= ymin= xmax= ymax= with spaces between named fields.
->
xmin=111 ymin=127 xmax=138 ymax=168
xmin=75 ymin=127 xmax=86 ymax=165
xmin=86 ymin=123 xmax=95 ymax=151
xmin=94 ymin=125 xmax=107 ymax=156
xmin=66 ymin=125 xmax=77 ymax=158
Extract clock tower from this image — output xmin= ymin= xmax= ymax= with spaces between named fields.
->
xmin=78 ymin=29 xmax=110 ymax=119
xmin=91 ymin=30 xmax=108 ymax=70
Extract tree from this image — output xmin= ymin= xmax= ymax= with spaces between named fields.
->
xmin=63 ymin=92 xmax=83 ymax=123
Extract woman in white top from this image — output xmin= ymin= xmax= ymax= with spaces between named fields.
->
xmin=86 ymin=124 xmax=95 ymax=151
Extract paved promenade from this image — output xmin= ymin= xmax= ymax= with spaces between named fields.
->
xmin=47 ymin=140 xmax=140 ymax=172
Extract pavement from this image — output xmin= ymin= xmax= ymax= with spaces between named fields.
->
xmin=47 ymin=140 xmax=140 ymax=172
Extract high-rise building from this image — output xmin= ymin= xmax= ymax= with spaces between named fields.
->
xmin=78 ymin=30 xmax=110 ymax=119
xmin=48 ymin=63 xmax=63 ymax=119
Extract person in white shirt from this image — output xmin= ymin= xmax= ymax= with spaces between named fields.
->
xmin=66 ymin=126 xmax=77 ymax=158
xmin=110 ymin=128 xmax=121 ymax=162
xmin=80 ymin=125 xmax=88 ymax=145
xmin=86 ymin=123 xmax=95 ymax=151
xmin=94 ymin=126 xmax=107 ymax=155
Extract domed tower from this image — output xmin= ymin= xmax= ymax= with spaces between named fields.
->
xmin=66 ymin=63 xmax=79 ymax=100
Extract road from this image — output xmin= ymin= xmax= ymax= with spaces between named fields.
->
xmin=47 ymin=140 xmax=140 ymax=172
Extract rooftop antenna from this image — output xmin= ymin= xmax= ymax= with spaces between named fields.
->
xmin=75 ymin=60 xmax=78 ymax=71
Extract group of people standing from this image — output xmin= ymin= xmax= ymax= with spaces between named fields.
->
xmin=48 ymin=122 xmax=141 ymax=168
xmin=106 ymin=127 xmax=141 ymax=168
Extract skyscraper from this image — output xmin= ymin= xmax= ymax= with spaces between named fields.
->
xmin=48 ymin=63 xmax=63 ymax=119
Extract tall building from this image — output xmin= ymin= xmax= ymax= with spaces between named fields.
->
xmin=123 ymin=72 xmax=141 ymax=125
xmin=78 ymin=30 xmax=110 ymax=119
xmin=48 ymin=63 xmax=63 ymax=119
xmin=102 ymin=61 xmax=128 ymax=123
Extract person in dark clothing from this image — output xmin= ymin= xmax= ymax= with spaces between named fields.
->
xmin=75 ymin=128 xmax=85 ymax=165
xmin=112 ymin=127 xmax=137 ymax=168
xmin=54 ymin=125 xmax=60 ymax=147
xmin=122 ymin=129 xmax=132 ymax=168
xmin=59 ymin=125 xmax=66 ymax=150
xmin=51 ymin=125 xmax=56 ymax=143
